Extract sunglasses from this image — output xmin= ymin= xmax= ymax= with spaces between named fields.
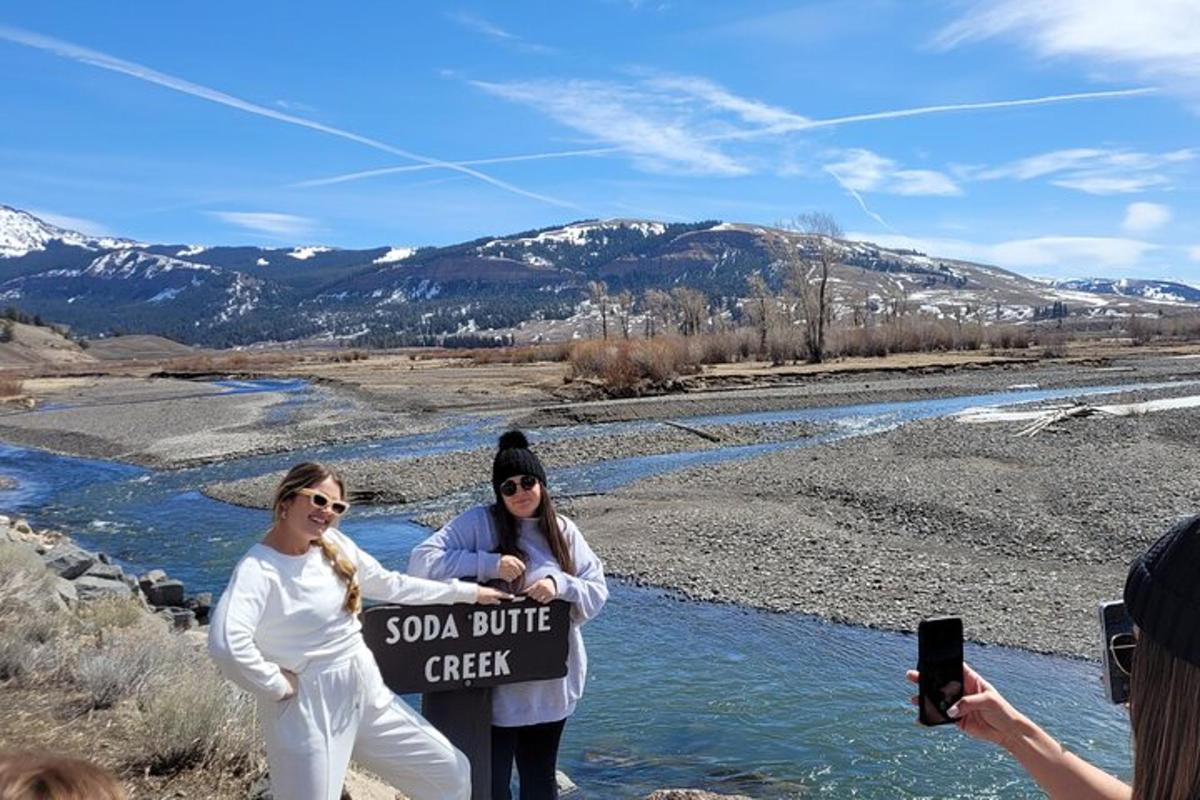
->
xmin=1110 ymin=632 xmax=1136 ymax=676
xmin=500 ymin=475 xmax=540 ymax=497
xmin=295 ymin=487 xmax=350 ymax=515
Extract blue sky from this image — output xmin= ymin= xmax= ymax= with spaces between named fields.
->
xmin=2 ymin=1 xmax=1197 ymax=281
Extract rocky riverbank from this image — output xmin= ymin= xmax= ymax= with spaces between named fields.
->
xmin=564 ymin=385 xmax=1200 ymax=659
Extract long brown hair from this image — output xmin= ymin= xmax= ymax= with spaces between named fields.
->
xmin=272 ymin=462 xmax=361 ymax=615
xmin=492 ymin=482 xmax=575 ymax=586
xmin=1130 ymin=633 xmax=1200 ymax=800
xmin=0 ymin=751 xmax=126 ymax=800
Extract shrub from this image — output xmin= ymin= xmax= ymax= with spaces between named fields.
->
xmin=0 ymin=377 xmax=21 ymax=397
xmin=0 ymin=610 xmax=71 ymax=683
xmin=79 ymin=595 xmax=148 ymax=631
xmin=72 ymin=623 xmax=176 ymax=709
xmin=137 ymin=659 xmax=259 ymax=775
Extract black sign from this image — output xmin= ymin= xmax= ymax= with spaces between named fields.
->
xmin=362 ymin=599 xmax=571 ymax=694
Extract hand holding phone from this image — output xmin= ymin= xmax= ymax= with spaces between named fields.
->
xmin=917 ymin=616 xmax=964 ymax=726
xmin=1098 ymin=601 xmax=1134 ymax=705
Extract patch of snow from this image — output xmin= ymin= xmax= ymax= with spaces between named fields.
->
xmin=147 ymin=287 xmax=184 ymax=303
xmin=288 ymin=246 xmax=333 ymax=260
xmin=0 ymin=205 xmax=141 ymax=258
xmin=373 ymin=247 xmax=415 ymax=264
xmin=176 ymin=244 xmax=208 ymax=257
xmin=256 ymin=257 xmax=270 ymax=266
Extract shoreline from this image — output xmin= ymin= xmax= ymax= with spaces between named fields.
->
xmin=2 ymin=355 xmax=1199 ymax=663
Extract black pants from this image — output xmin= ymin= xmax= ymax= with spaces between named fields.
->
xmin=491 ymin=719 xmax=567 ymax=800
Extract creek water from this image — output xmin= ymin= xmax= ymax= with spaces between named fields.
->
xmin=0 ymin=379 xmax=1157 ymax=798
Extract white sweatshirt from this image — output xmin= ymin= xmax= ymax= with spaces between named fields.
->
xmin=408 ymin=506 xmax=608 ymax=727
xmin=208 ymin=527 xmax=478 ymax=702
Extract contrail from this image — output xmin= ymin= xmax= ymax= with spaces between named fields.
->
xmin=0 ymin=25 xmax=578 ymax=209
xmin=714 ymin=87 xmax=1159 ymax=142
xmin=824 ymin=167 xmax=897 ymax=233
xmin=291 ymin=86 xmax=1158 ymax=189
xmin=292 ymin=148 xmax=613 ymax=188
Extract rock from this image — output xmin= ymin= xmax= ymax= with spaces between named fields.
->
xmin=13 ymin=519 xmax=32 ymax=535
xmin=643 ymin=792 xmax=753 ymax=800
xmin=42 ymin=542 xmax=96 ymax=580
xmin=144 ymin=579 xmax=185 ymax=608
xmin=54 ymin=577 xmax=78 ymax=607
xmin=98 ymin=551 xmax=112 ymax=565
xmin=558 ymin=770 xmax=584 ymax=799
xmin=164 ymin=607 xmax=197 ymax=631
xmin=138 ymin=569 xmax=168 ymax=594
xmin=0 ymin=514 xmax=10 ymax=527
xmin=73 ymin=575 xmax=134 ymax=602
xmin=83 ymin=562 xmax=125 ymax=582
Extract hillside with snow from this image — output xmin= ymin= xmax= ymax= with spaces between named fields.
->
xmin=0 ymin=206 xmax=1196 ymax=347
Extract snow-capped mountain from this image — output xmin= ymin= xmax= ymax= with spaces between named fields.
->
xmin=0 ymin=205 xmax=139 ymax=258
xmin=1 ymin=206 xmax=1197 ymax=347
xmin=1051 ymin=278 xmax=1200 ymax=305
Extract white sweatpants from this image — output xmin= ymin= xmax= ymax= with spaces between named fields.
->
xmin=261 ymin=650 xmax=470 ymax=800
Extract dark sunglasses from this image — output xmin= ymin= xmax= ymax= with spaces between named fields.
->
xmin=500 ymin=475 xmax=540 ymax=497
xmin=295 ymin=487 xmax=350 ymax=515
xmin=1110 ymin=632 xmax=1136 ymax=676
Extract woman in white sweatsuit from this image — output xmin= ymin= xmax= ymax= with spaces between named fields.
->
xmin=208 ymin=461 xmax=510 ymax=800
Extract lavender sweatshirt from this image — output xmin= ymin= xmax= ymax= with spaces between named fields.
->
xmin=408 ymin=505 xmax=608 ymax=727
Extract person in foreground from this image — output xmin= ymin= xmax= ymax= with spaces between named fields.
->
xmin=908 ymin=515 xmax=1200 ymax=800
xmin=0 ymin=751 xmax=126 ymax=800
xmin=409 ymin=430 xmax=609 ymax=800
xmin=208 ymin=461 xmax=511 ymax=800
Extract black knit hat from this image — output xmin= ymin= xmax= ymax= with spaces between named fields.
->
xmin=1124 ymin=514 xmax=1200 ymax=669
xmin=492 ymin=430 xmax=547 ymax=497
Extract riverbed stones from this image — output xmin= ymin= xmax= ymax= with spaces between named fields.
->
xmin=42 ymin=542 xmax=95 ymax=580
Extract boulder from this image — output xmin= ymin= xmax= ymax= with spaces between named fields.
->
xmin=42 ymin=542 xmax=96 ymax=580
xmin=138 ymin=569 xmax=168 ymax=595
xmin=97 ymin=551 xmax=112 ymax=565
xmin=144 ymin=579 xmax=185 ymax=608
xmin=164 ymin=607 xmax=197 ymax=631
xmin=83 ymin=562 xmax=125 ymax=582
xmin=73 ymin=575 xmax=134 ymax=602
xmin=184 ymin=592 xmax=214 ymax=625
xmin=13 ymin=519 xmax=32 ymax=535
xmin=54 ymin=577 xmax=78 ymax=607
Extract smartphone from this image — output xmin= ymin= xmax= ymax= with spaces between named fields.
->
xmin=918 ymin=616 xmax=964 ymax=726
xmin=1098 ymin=600 xmax=1134 ymax=704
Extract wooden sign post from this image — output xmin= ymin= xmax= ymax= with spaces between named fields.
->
xmin=362 ymin=599 xmax=571 ymax=799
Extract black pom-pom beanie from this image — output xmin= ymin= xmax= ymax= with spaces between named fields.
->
xmin=1124 ymin=514 xmax=1200 ymax=669
xmin=492 ymin=430 xmax=547 ymax=497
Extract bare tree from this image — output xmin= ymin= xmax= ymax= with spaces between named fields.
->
xmin=745 ymin=273 xmax=774 ymax=357
xmin=615 ymin=290 xmax=634 ymax=339
xmin=587 ymin=280 xmax=609 ymax=340
xmin=774 ymin=213 xmax=843 ymax=363
xmin=672 ymin=287 xmax=709 ymax=337
xmin=642 ymin=289 xmax=672 ymax=337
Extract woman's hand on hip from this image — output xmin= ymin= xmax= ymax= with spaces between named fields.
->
xmin=280 ymin=668 xmax=299 ymax=700
xmin=476 ymin=585 xmax=515 ymax=605
xmin=498 ymin=555 xmax=526 ymax=582
xmin=523 ymin=577 xmax=558 ymax=604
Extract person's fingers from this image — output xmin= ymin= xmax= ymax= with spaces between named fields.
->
xmin=906 ymin=670 xmax=919 ymax=684
xmin=947 ymin=692 xmax=994 ymax=719
xmin=910 ymin=694 xmax=919 ymax=706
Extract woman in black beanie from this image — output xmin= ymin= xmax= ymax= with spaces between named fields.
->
xmin=409 ymin=430 xmax=609 ymax=800
xmin=907 ymin=515 xmax=1200 ymax=799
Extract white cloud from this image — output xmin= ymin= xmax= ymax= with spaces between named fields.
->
xmin=26 ymin=208 xmax=112 ymax=236
xmin=825 ymin=149 xmax=961 ymax=196
xmin=966 ymin=147 xmax=1195 ymax=194
xmin=210 ymin=212 xmax=316 ymax=238
xmin=848 ymin=231 xmax=1158 ymax=275
xmin=447 ymin=12 xmax=558 ymax=55
xmin=1189 ymin=246 xmax=1200 ymax=263
xmin=934 ymin=1 xmax=1200 ymax=97
xmin=1122 ymin=202 xmax=1172 ymax=234
xmin=471 ymin=78 xmax=751 ymax=176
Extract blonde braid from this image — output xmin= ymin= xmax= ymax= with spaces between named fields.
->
xmin=316 ymin=535 xmax=362 ymax=615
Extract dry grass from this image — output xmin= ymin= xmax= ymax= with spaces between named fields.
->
xmin=0 ymin=376 xmax=22 ymax=397
xmin=78 ymin=596 xmax=149 ymax=632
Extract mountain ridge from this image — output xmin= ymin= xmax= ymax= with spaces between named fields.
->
xmin=0 ymin=207 xmax=1195 ymax=347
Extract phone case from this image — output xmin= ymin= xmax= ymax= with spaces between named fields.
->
xmin=1098 ymin=601 xmax=1133 ymax=705
xmin=918 ymin=617 xmax=964 ymax=726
